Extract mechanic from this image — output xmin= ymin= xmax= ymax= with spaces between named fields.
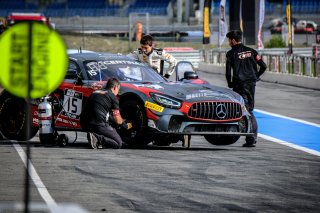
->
xmin=0 ymin=18 xmax=7 ymax=34
xmin=128 ymin=34 xmax=177 ymax=79
xmin=80 ymin=78 xmax=132 ymax=149
xmin=225 ymin=30 xmax=267 ymax=147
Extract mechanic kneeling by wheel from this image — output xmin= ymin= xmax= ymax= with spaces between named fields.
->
xmin=80 ymin=78 xmax=132 ymax=149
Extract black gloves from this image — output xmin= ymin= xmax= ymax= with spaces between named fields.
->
xmin=164 ymin=74 xmax=170 ymax=79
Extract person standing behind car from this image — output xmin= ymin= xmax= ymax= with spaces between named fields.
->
xmin=128 ymin=34 xmax=177 ymax=79
xmin=225 ymin=30 xmax=267 ymax=147
xmin=80 ymin=78 xmax=132 ymax=149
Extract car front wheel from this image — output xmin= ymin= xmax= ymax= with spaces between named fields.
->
xmin=120 ymin=99 xmax=152 ymax=146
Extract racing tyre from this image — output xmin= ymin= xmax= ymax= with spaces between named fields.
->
xmin=120 ymin=99 xmax=151 ymax=146
xmin=204 ymin=135 xmax=240 ymax=146
xmin=0 ymin=94 xmax=38 ymax=141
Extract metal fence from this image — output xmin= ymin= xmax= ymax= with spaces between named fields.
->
xmin=202 ymin=48 xmax=320 ymax=78
xmin=167 ymin=50 xmax=204 ymax=68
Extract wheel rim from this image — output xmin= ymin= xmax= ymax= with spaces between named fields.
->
xmin=120 ymin=100 xmax=147 ymax=144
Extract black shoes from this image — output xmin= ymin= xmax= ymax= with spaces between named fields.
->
xmin=87 ymin=132 xmax=102 ymax=149
xmin=242 ymin=140 xmax=257 ymax=147
xmin=242 ymin=143 xmax=256 ymax=147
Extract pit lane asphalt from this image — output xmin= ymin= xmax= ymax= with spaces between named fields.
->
xmin=0 ymin=72 xmax=319 ymax=213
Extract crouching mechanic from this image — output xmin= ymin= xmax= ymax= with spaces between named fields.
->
xmin=128 ymin=34 xmax=177 ymax=79
xmin=80 ymin=78 xmax=132 ymax=149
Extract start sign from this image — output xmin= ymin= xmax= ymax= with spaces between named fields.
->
xmin=0 ymin=22 xmax=67 ymax=99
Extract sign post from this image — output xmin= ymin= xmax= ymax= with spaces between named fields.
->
xmin=0 ymin=22 xmax=67 ymax=212
xmin=286 ymin=0 xmax=293 ymax=54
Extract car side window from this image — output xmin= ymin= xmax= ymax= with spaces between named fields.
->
xmin=66 ymin=60 xmax=81 ymax=80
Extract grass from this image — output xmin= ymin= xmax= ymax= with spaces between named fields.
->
xmin=61 ymin=34 xmax=216 ymax=54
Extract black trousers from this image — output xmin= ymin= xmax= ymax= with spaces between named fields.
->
xmin=233 ymin=82 xmax=258 ymax=143
xmin=85 ymin=125 xmax=123 ymax=149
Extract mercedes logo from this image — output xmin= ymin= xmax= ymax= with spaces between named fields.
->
xmin=216 ymin=103 xmax=227 ymax=119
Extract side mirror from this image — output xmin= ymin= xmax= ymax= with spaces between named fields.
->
xmin=184 ymin=71 xmax=198 ymax=80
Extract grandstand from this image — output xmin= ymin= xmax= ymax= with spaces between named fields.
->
xmin=0 ymin=0 xmax=319 ymax=18
xmin=0 ymin=0 xmax=171 ymax=17
xmin=0 ymin=0 xmax=318 ymax=34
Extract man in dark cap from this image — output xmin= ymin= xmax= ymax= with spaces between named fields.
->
xmin=225 ymin=30 xmax=267 ymax=147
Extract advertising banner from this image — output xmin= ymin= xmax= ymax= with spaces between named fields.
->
xmin=218 ymin=0 xmax=228 ymax=48
xmin=257 ymin=0 xmax=265 ymax=50
xmin=203 ymin=0 xmax=211 ymax=44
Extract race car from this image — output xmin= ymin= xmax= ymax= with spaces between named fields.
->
xmin=0 ymin=52 xmax=254 ymax=146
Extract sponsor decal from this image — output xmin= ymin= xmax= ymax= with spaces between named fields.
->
xmin=55 ymin=117 xmax=77 ymax=126
xmin=133 ymin=84 xmax=164 ymax=90
xmin=238 ymin=51 xmax=252 ymax=59
xmin=33 ymin=118 xmax=39 ymax=124
xmin=145 ymin=101 xmax=164 ymax=112
xmin=62 ymin=89 xmax=83 ymax=119
xmin=186 ymin=90 xmax=232 ymax=100
xmin=86 ymin=60 xmax=143 ymax=76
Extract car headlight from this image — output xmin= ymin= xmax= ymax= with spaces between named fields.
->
xmin=150 ymin=93 xmax=182 ymax=109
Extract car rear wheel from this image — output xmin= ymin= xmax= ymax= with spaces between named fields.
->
xmin=120 ymin=99 xmax=152 ymax=146
xmin=204 ymin=135 xmax=240 ymax=146
xmin=0 ymin=94 xmax=38 ymax=141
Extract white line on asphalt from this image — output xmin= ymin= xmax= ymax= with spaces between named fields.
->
xmin=255 ymin=109 xmax=320 ymax=127
xmin=12 ymin=142 xmax=57 ymax=206
xmin=258 ymin=133 xmax=320 ymax=157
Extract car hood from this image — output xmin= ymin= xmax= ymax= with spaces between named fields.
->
xmin=124 ymin=81 xmax=242 ymax=103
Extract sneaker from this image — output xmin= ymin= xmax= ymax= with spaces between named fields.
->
xmin=87 ymin=132 xmax=99 ymax=149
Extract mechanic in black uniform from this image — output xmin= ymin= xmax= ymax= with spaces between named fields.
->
xmin=225 ymin=30 xmax=267 ymax=147
xmin=80 ymin=78 xmax=132 ymax=149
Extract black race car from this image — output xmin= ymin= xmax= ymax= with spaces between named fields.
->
xmin=0 ymin=52 xmax=254 ymax=146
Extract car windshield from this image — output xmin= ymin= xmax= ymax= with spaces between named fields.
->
xmin=84 ymin=60 xmax=166 ymax=82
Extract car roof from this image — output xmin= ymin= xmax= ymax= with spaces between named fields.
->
xmin=68 ymin=52 xmax=136 ymax=62
xmin=7 ymin=12 xmax=47 ymax=22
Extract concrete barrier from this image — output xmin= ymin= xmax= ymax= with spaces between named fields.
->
xmin=198 ymin=62 xmax=320 ymax=91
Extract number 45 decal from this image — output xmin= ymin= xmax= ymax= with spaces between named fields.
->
xmin=62 ymin=89 xmax=83 ymax=119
